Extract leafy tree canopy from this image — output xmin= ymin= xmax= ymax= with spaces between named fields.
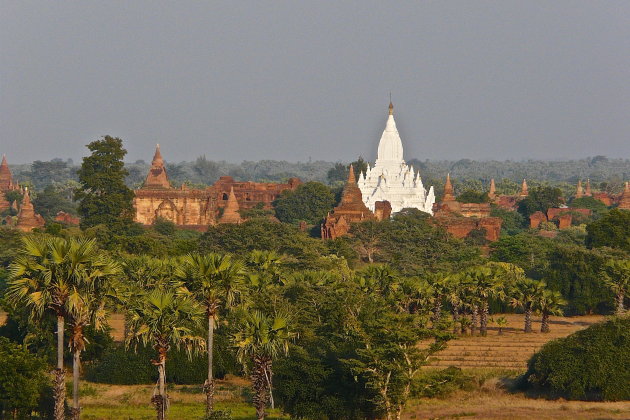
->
xmin=517 ymin=186 xmax=563 ymax=218
xmin=457 ymin=190 xmax=490 ymax=204
xmin=586 ymin=209 xmax=630 ymax=252
xmin=273 ymin=181 xmax=336 ymax=225
xmin=75 ymin=136 xmax=135 ymax=229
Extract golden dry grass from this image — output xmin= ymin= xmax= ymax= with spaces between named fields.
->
xmin=403 ymin=377 xmax=630 ymax=420
xmin=424 ymin=314 xmax=604 ymax=370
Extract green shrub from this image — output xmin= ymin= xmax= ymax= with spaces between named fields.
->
xmin=411 ymin=366 xmax=475 ymax=398
xmin=525 ymin=317 xmax=630 ymax=401
xmin=86 ymin=331 xmax=239 ymax=385
xmin=0 ymin=337 xmax=50 ymax=418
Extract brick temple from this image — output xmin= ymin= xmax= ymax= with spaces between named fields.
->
xmin=321 ymin=165 xmax=391 ymax=240
xmin=133 ymin=145 xmax=301 ymax=229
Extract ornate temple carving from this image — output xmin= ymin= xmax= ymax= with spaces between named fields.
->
xmin=133 ymin=146 xmax=300 ymax=229
xmin=357 ymin=102 xmax=435 ymax=215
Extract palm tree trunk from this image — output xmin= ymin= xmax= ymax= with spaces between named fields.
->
xmin=205 ymin=314 xmax=215 ymax=415
xmin=71 ymin=349 xmax=81 ymax=420
xmin=616 ymin=291 xmax=625 ymax=315
xmin=54 ymin=315 xmax=66 ymax=420
xmin=480 ymin=301 xmax=489 ymax=337
xmin=432 ymin=298 xmax=442 ymax=325
xmin=471 ymin=305 xmax=478 ymax=336
xmin=541 ymin=312 xmax=550 ymax=333
xmin=452 ymin=306 xmax=460 ymax=334
xmin=252 ymin=355 xmax=270 ymax=420
xmin=524 ymin=305 xmax=533 ymax=333
xmin=152 ymin=350 xmax=167 ymax=420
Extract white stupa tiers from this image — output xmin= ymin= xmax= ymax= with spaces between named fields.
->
xmin=357 ymin=102 xmax=435 ymax=215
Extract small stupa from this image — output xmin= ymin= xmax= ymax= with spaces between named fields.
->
xmin=219 ymin=187 xmax=242 ymax=224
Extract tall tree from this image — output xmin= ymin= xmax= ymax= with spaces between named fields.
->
xmin=273 ymin=181 xmax=335 ymax=225
xmin=177 ymin=253 xmax=245 ymax=415
xmin=65 ymin=244 xmax=120 ymax=420
xmin=232 ymin=310 xmax=295 ymax=420
xmin=510 ymin=278 xmax=546 ymax=333
xmin=536 ymin=288 xmax=566 ymax=333
xmin=126 ymin=289 xmax=205 ymax=420
xmin=75 ymin=136 xmax=135 ymax=228
xmin=7 ymin=237 xmax=111 ymax=420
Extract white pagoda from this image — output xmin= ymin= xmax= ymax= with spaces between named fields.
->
xmin=357 ymin=102 xmax=435 ymax=215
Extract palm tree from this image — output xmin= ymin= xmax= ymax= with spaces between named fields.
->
xmin=65 ymin=245 xmax=120 ymax=420
xmin=602 ymin=259 xmax=630 ymax=315
xmin=8 ymin=236 xmax=113 ymax=420
xmin=177 ymin=253 xmax=245 ymax=415
xmin=426 ymin=273 xmax=450 ymax=325
xmin=510 ymin=278 xmax=546 ymax=333
xmin=472 ymin=263 xmax=521 ymax=336
xmin=126 ymin=289 xmax=205 ymax=420
xmin=232 ymin=310 xmax=295 ymax=420
xmin=444 ymin=274 xmax=469 ymax=335
xmin=536 ymin=288 xmax=566 ymax=333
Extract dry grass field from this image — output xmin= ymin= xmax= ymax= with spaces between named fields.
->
xmin=425 ymin=314 xmax=605 ymax=370
xmin=403 ymin=376 xmax=630 ymax=420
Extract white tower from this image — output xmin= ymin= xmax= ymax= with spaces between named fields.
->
xmin=357 ymin=102 xmax=435 ymax=215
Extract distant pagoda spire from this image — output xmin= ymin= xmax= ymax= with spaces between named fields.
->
xmin=219 ymin=187 xmax=242 ymax=224
xmin=16 ymin=187 xmax=44 ymax=232
xmin=489 ymin=178 xmax=496 ymax=200
xmin=443 ymin=173 xmax=456 ymax=202
xmin=520 ymin=179 xmax=528 ymax=197
xmin=576 ymin=180 xmax=584 ymax=198
xmin=143 ymin=144 xmax=171 ymax=189
xmin=347 ymin=164 xmax=356 ymax=184
xmin=152 ymin=144 xmax=164 ymax=166
xmin=584 ymin=179 xmax=592 ymax=196
xmin=0 ymin=154 xmax=13 ymax=190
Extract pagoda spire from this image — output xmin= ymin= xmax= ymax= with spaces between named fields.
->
xmin=576 ymin=180 xmax=584 ymax=198
xmin=388 ymin=100 xmax=394 ymax=115
xmin=443 ymin=173 xmax=455 ymax=202
xmin=520 ymin=179 xmax=528 ymax=196
xmin=143 ymin=144 xmax=171 ymax=189
xmin=152 ymin=144 xmax=164 ymax=166
xmin=347 ymin=164 xmax=356 ymax=184
xmin=489 ymin=178 xmax=496 ymax=200
xmin=219 ymin=187 xmax=242 ymax=224
xmin=585 ymin=179 xmax=592 ymax=196
xmin=0 ymin=154 xmax=13 ymax=190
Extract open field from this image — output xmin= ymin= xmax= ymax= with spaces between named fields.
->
xmin=78 ymin=376 xmax=288 ymax=420
xmin=425 ymin=314 xmax=605 ymax=370
xmin=76 ymin=373 xmax=630 ymax=420
xmin=403 ymin=374 xmax=630 ymax=420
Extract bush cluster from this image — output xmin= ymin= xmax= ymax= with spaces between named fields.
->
xmin=86 ymin=331 xmax=239 ymax=385
xmin=525 ymin=317 xmax=630 ymax=401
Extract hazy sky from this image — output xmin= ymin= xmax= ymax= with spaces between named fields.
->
xmin=2 ymin=1 xmax=629 ymax=164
